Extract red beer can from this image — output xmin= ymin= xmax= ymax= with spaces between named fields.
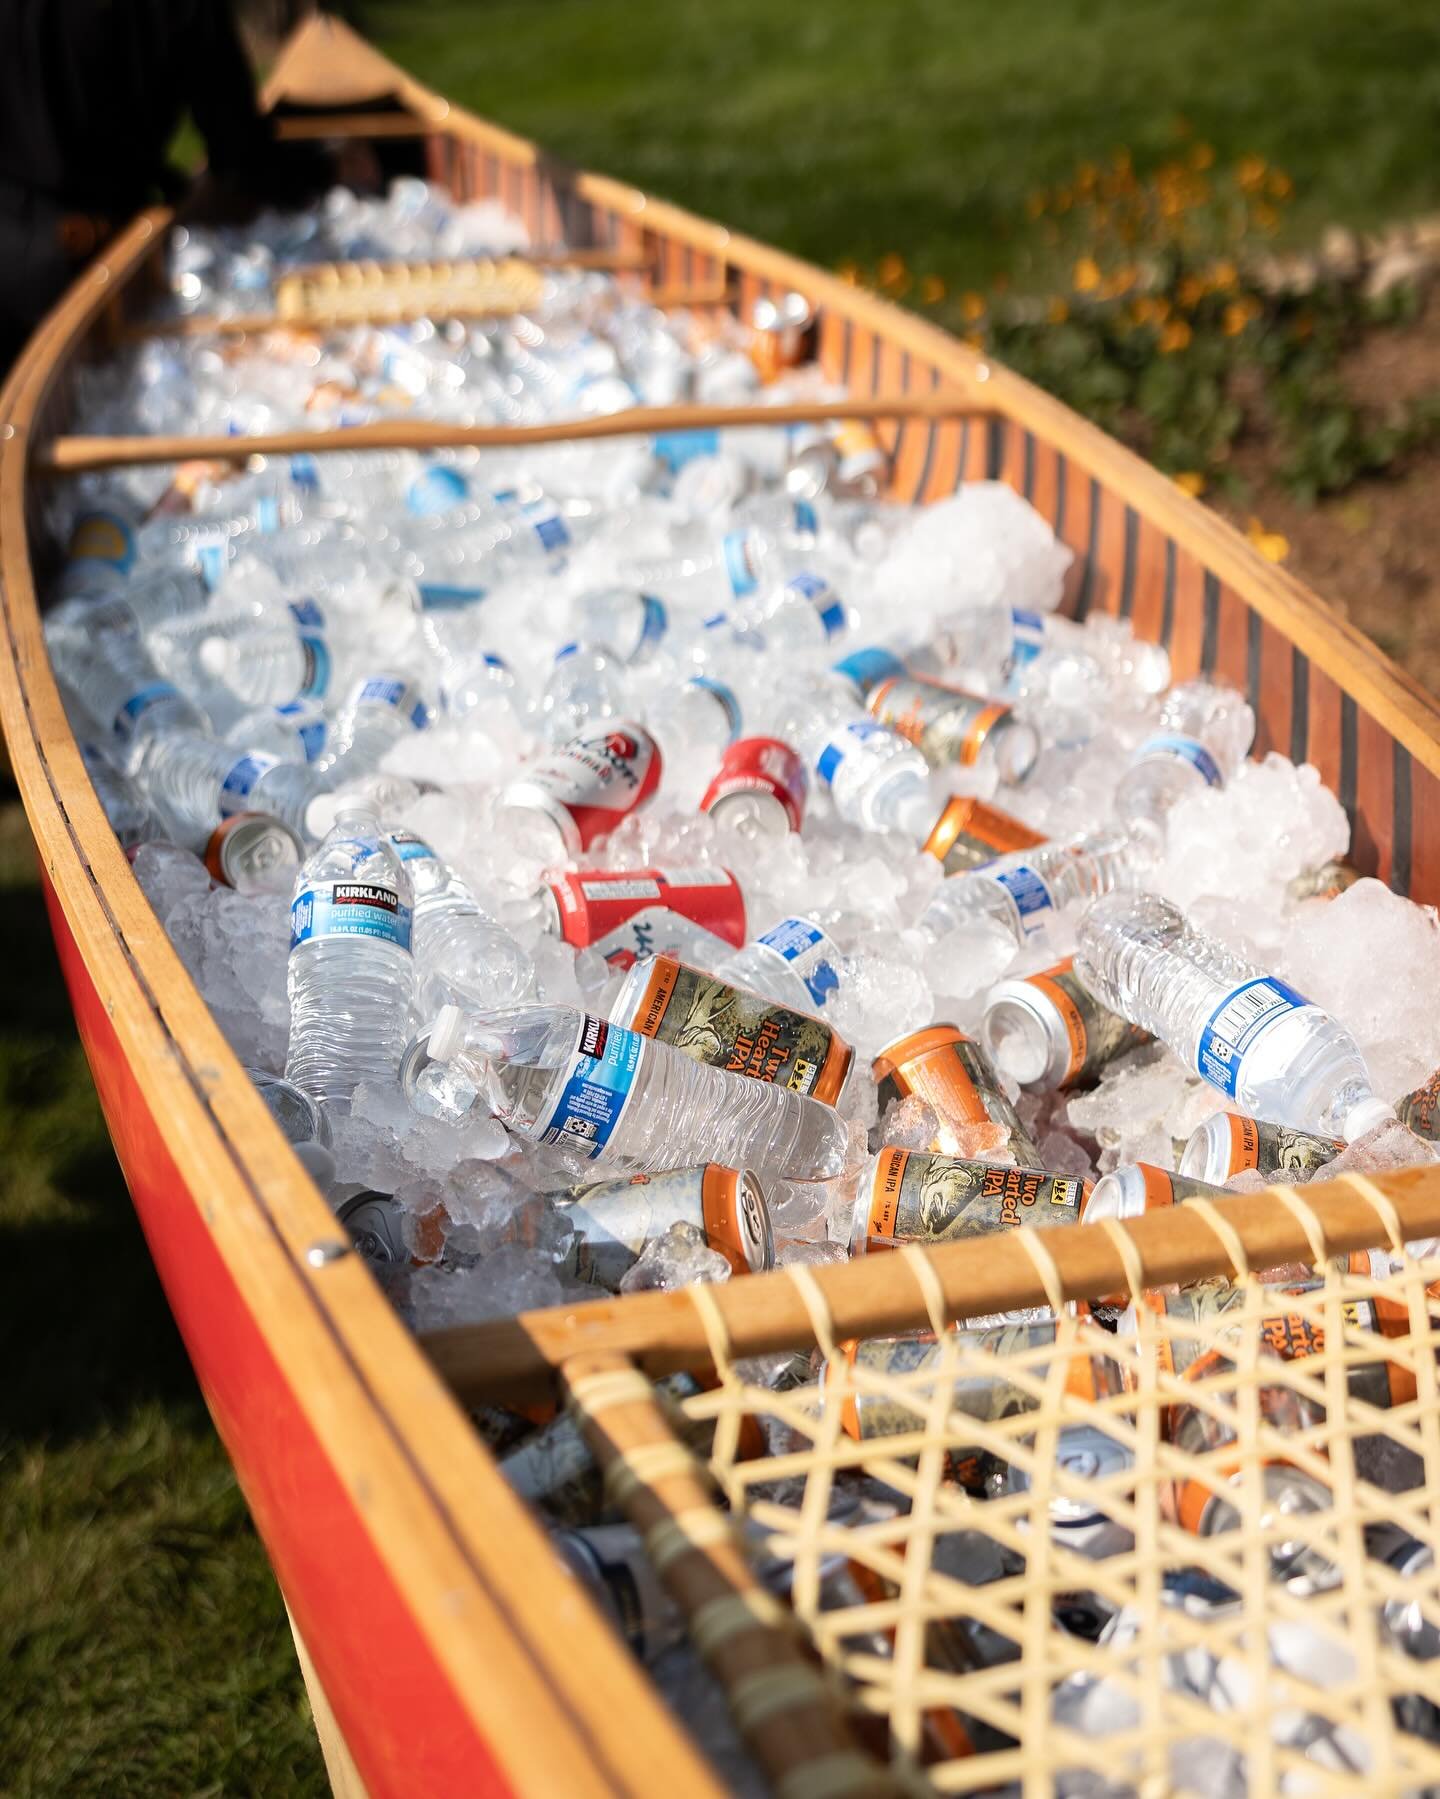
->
xmin=501 ymin=722 xmax=662 ymax=859
xmin=700 ymin=736 xmax=808 ymax=835
xmin=541 ymin=865 xmax=747 ymax=968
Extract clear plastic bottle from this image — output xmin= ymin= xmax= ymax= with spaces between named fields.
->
xmin=225 ymin=699 xmax=328 ymax=765
xmin=750 ymin=569 xmax=850 ymax=655
xmin=1115 ymin=680 xmax=1256 ymax=846
xmin=78 ymin=741 xmax=157 ymax=848
xmin=569 ymin=586 xmax=669 ymax=665
xmin=388 ymin=829 xmax=533 ymax=1013
xmin=537 ymin=645 xmax=626 ymax=742
xmin=139 ymin=733 xmax=325 ymax=848
xmin=402 ymin=1002 xmax=847 ymax=1180
xmin=248 ymin=1066 xmax=336 ymax=1185
xmin=776 ymin=677 xmax=939 ymax=837
xmin=285 ymin=803 xmax=417 ymax=1112
xmin=441 ymin=651 xmax=523 ymax=726
xmin=643 ymin=677 xmax=742 ymax=805
xmin=322 ymin=672 xmax=432 ymax=777
xmin=711 ymin=917 xmax=845 ymax=1014
xmin=916 ymin=828 xmax=1140 ymax=958
xmin=1075 ymin=891 xmax=1396 ymax=1142
xmin=48 ymin=598 xmax=210 ymax=774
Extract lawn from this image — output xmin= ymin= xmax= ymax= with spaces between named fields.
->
xmin=5 ymin=1 xmax=1439 ymax=1790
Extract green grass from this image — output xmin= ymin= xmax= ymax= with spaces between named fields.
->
xmin=0 ymin=795 xmax=324 ymax=1794
xmin=366 ymin=0 xmax=1440 ymax=293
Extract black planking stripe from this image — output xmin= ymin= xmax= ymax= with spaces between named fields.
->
xmin=1392 ymin=742 xmax=1413 ymax=897
xmin=1118 ymin=507 xmax=1139 ymax=619
xmin=1073 ymin=478 xmax=1101 ymax=620
xmin=957 ymin=416 xmax=972 ymax=493
xmin=840 ymin=317 xmax=853 ymax=385
xmin=1339 ymin=694 xmax=1358 ymax=831
xmin=1246 ymin=607 xmax=1263 ymax=717
xmin=1290 ymin=647 xmax=1310 ymax=763
xmin=1160 ymin=538 xmax=1177 ymax=648
xmin=985 ymin=417 xmax=1006 ymax=481
xmin=1199 ymin=572 xmax=1220 ymax=673
xmin=1022 ymin=432 xmax=1036 ymax=501
xmin=912 ymin=366 xmax=940 ymax=502
xmin=1054 ymin=451 xmax=1068 ymax=538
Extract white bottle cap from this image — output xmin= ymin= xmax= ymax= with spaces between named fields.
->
xmin=1344 ymin=1096 xmax=1397 ymax=1142
xmin=427 ymin=1004 xmax=464 ymax=1063
xmin=197 ymin=636 xmax=233 ymax=678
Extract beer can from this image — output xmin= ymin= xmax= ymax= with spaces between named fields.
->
xmin=557 ymin=1164 xmax=773 ymax=1291
xmin=553 ymin=1523 xmax=685 ymax=1662
xmin=830 ymin=417 xmax=889 ymax=496
xmin=699 ymin=735 xmax=808 ymax=835
xmin=612 ymin=955 xmax=852 ymax=1104
xmin=1081 ymin=1162 xmax=1230 ymax=1222
xmin=852 ymin=1147 xmax=1089 ymax=1255
xmin=992 ymin=1422 xmax=1136 ymax=1561
xmin=829 ymin=1328 xmax=1124 ymax=1465
xmin=866 ymin=673 xmax=1038 ymax=783
xmin=1286 ymin=859 xmax=1361 ymax=903
xmin=540 ymin=865 xmax=746 ymax=968
xmin=920 ymin=794 xmax=1046 ymax=876
xmin=747 ymin=291 xmax=814 ymax=383
xmin=204 ymin=811 xmax=304 ymax=895
xmin=873 ymin=1023 xmax=1044 ymax=1167
xmin=501 ymin=721 xmax=662 ymax=859
xmin=1397 ymin=1067 xmax=1440 ymax=1142
xmin=1178 ymin=1111 xmax=1343 ymax=1184
xmin=983 ymin=956 xmax=1151 ymax=1093
xmin=334 ymin=1190 xmax=447 ymax=1267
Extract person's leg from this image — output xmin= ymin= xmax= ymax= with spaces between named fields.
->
xmin=0 ymin=197 xmax=82 ymax=384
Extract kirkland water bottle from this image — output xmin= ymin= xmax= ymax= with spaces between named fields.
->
xmin=711 ymin=917 xmax=845 ymax=1015
xmin=1115 ymin=681 xmax=1255 ymax=845
xmin=285 ymin=804 xmax=417 ymax=1111
xmin=139 ymin=734 xmax=325 ymax=848
xmin=402 ymin=1003 xmax=848 ymax=1179
xmin=916 ymin=827 xmax=1139 ymax=956
xmin=1075 ymin=891 xmax=1395 ymax=1142
xmin=387 ymin=829 xmax=532 ymax=1012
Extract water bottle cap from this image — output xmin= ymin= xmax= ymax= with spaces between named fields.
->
xmin=197 ymin=636 xmax=232 ymax=677
xmin=427 ymin=1005 xmax=464 ymax=1063
xmin=1343 ymin=1096 xmax=1396 ymax=1142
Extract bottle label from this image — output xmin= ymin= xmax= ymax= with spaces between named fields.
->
xmin=816 ymin=719 xmax=888 ymax=786
xmin=526 ymin=503 xmax=572 ymax=555
xmin=357 ymin=677 xmax=430 ymax=730
xmin=786 ymin=571 xmax=845 ymax=639
xmin=288 ymin=599 xmax=326 ymax=632
xmin=624 ymin=955 xmax=851 ymax=1103
xmin=638 ymin=594 xmax=668 ymax=648
xmin=536 ymin=1014 xmax=643 ymax=1157
xmin=114 ymin=682 xmax=180 ymax=739
xmin=219 ymin=752 xmax=280 ymax=817
xmin=190 ymin=523 xmax=231 ymax=591
xmin=387 ymin=828 xmax=440 ymax=868
xmin=687 ymin=676 xmax=742 ymax=742
xmin=289 ymin=453 xmax=320 ymax=492
xmin=298 ymin=636 xmax=331 ymax=701
xmin=1009 ymin=608 xmax=1046 ymax=668
xmin=862 ymin=1148 xmax=1089 ymax=1249
xmin=868 ymin=675 xmax=1012 ymax=769
xmin=1197 ymin=977 xmax=1309 ymax=1097
xmin=1137 ymin=732 xmax=1223 ymax=788
xmin=651 ymin=428 xmax=719 ymax=471
xmin=792 ymin=500 xmax=819 ymax=536
xmin=722 ymin=530 xmax=758 ymax=598
xmin=276 ymin=702 xmax=327 ymax=762
xmin=290 ymin=881 xmax=413 ymax=951
xmin=419 ymin=582 xmax=488 ymax=611
xmin=406 ymin=466 xmax=469 ymax=516
xmin=987 ymin=864 xmax=1056 ymax=939
xmin=68 ymin=509 xmax=136 ymax=574
xmin=754 ymin=917 xmax=842 ymax=1009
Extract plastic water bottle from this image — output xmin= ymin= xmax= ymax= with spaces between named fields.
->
xmin=643 ymin=677 xmax=742 ymax=804
xmin=1115 ymin=681 xmax=1256 ymax=845
xmin=569 ymin=586 xmax=670 ymax=665
xmin=49 ymin=598 xmax=210 ymax=774
xmin=388 ymin=828 xmax=532 ymax=1013
xmin=248 ymin=1067 xmax=335 ymax=1185
xmin=78 ymin=741 xmax=157 ymax=848
xmin=139 ymin=731 xmax=325 ymax=847
xmin=538 ymin=645 xmax=627 ymax=742
xmin=916 ymin=827 xmax=1140 ymax=957
xmin=1075 ymin=891 xmax=1396 ymax=1142
xmin=322 ymin=673 xmax=431 ymax=776
xmin=750 ymin=568 xmax=851 ymax=654
xmin=777 ymin=679 xmax=938 ymax=836
xmin=403 ymin=1002 xmax=848 ymax=1179
xmin=711 ymin=917 xmax=845 ymax=1014
xmin=441 ymin=651 xmax=523 ymax=726
xmin=225 ymin=700 xmax=328 ymax=765
xmin=285 ymin=804 xmax=417 ymax=1112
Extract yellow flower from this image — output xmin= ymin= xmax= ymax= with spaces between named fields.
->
xmin=1223 ymin=298 xmax=1257 ymax=336
xmin=1152 ymin=296 xmax=1173 ymax=322
xmin=877 ymin=253 xmax=908 ymax=289
xmin=1159 ymin=319 xmax=1193 ymax=353
xmin=1237 ymin=154 xmax=1268 ymax=191
xmin=1253 ymin=201 xmax=1280 ymax=233
xmin=1268 ymin=169 xmax=1294 ymax=200
xmin=836 ymin=261 xmax=861 ymax=286
xmin=1208 ymin=258 xmax=1239 ymax=291
xmin=960 ymin=290 xmax=986 ymax=321
xmin=1054 ymin=186 xmax=1074 ymax=213
xmin=1247 ymin=517 xmax=1289 ymax=562
xmin=920 ymin=274 xmax=946 ymax=305
xmin=1046 ymin=296 xmax=1070 ymax=325
xmin=1026 ymin=190 xmax=1047 ymax=218
xmin=1073 ymin=256 xmax=1102 ymax=293
xmin=1174 ymin=471 xmax=1207 ymax=497
xmin=1176 ymin=275 xmax=1206 ymax=309
xmin=962 ymin=330 xmax=985 ymax=350
xmin=1189 ymin=142 xmax=1216 ymax=170
xmin=1076 ymin=162 xmax=1098 ymax=194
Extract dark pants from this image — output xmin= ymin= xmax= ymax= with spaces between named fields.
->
xmin=0 ymin=194 xmax=110 ymax=383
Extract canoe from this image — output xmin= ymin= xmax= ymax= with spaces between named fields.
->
xmin=5 ymin=16 xmax=1440 ymax=1797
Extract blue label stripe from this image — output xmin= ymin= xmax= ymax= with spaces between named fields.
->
xmin=1196 ymin=977 xmax=1309 ymax=1097
xmin=1138 ymin=732 xmax=1224 ymax=788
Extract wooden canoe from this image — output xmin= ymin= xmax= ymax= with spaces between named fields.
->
xmin=6 ymin=16 xmax=1440 ymax=1796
